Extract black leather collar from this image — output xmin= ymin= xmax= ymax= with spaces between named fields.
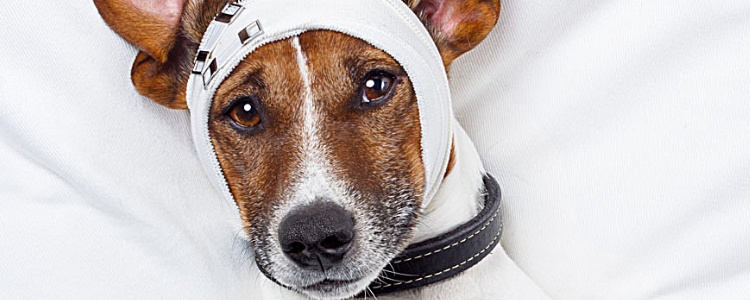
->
xmin=356 ymin=174 xmax=502 ymax=297
xmin=256 ymin=175 xmax=502 ymax=298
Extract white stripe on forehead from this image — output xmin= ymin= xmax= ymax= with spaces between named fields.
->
xmin=288 ymin=36 xmax=342 ymax=206
xmin=291 ymin=37 xmax=317 ymax=148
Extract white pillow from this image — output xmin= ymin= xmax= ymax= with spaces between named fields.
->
xmin=449 ymin=1 xmax=750 ymax=299
xmin=0 ymin=2 xmax=254 ymax=299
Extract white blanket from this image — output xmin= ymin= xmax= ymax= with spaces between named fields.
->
xmin=0 ymin=2 xmax=253 ymax=299
xmin=1 ymin=0 xmax=748 ymax=300
xmin=450 ymin=1 xmax=750 ymax=299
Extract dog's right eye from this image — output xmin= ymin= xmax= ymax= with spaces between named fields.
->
xmin=359 ymin=70 xmax=397 ymax=108
xmin=226 ymin=97 xmax=261 ymax=128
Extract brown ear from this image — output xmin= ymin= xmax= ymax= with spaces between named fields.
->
xmin=94 ymin=0 xmax=190 ymax=109
xmin=407 ymin=0 xmax=501 ymax=67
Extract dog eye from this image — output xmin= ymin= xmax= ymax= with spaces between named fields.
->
xmin=227 ymin=98 xmax=261 ymax=128
xmin=361 ymin=71 xmax=396 ymax=106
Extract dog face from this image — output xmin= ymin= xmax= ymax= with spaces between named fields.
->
xmin=94 ymin=0 xmax=500 ymax=298
xmin=210 ymin=31 xmax=425 ymax=297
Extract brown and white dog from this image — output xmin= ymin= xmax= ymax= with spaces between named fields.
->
xmin=94 ymin=0 xmax=501 ymax=299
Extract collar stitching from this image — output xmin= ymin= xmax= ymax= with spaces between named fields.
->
xmin=391 ymin=208 xmax=499 ymax=264
xmin=370 ymin=214 xmax=502 ymax=290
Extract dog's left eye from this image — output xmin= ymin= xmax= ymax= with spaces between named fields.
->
xmin=361 ymin=71 xmax=397 ymax=106
xmin=226 ymin=98 xmax=261 ymax=128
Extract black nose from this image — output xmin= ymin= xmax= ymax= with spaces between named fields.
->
xmin=278 ymin=201 xmax=355 ymax=271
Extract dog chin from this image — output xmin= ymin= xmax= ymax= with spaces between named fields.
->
xmin=294 ymin=273 xmax=380 ymax=300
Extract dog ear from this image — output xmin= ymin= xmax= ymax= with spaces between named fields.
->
xmin=94 ymin=0 xmax=191 ymax=109
xmin=407 ymin=0 xmax=501 ymax=67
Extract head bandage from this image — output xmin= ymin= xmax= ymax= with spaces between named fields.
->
xmin=186 ymin=0 xmax=453 ymax=208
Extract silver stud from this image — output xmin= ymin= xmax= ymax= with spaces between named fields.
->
xmin=238 ymin=20 xmax=263 ymax=44
xmin=216 ymin=3 xmax=244 ymax=23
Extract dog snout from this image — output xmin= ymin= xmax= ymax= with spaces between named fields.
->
xmin=278 ymin=201 xmax=355 ymax=271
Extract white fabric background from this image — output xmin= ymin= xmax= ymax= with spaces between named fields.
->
xmin=1 ymin=0 xmax=749 ymax=300
xmin=0 ymin=2 xmax=254 ymax=299
xmin=449 ymin=1 xmax=750 ymax=299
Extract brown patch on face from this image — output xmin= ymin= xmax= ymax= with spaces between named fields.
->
xmin=298 ymin=31 xmax=425 ymax=204
xmin=208 ymin=39 xmax=306 ymax=231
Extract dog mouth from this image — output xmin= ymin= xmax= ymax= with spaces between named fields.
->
xmin=296 ymin=277 xmax=367 ymax=298
xmin=300 ymin=278 xmax=361 ymax=290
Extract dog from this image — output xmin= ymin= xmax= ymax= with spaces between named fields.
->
xmin=94 ymin=0 xmax=501 ymax=299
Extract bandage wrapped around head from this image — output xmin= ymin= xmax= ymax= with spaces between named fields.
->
xmin=186 ymin=0 xmax=453 ymax=208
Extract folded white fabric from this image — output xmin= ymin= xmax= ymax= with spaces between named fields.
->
xmin=0 ymin=2 xmax=254 ymax=299
xmin=450 ymin=1 xmax=750 ymax=299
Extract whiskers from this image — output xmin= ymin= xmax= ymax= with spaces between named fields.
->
xmin=364 ymin=286 xmax=379 ymax=300
xmin=383 ymin=261 xmax=418 ymax=277
xmin=229 ymin=226 xmax=254 ymax=265
xmin=372 ymin=261 xmax=417 ymax=285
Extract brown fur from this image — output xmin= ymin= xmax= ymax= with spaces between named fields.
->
xmin=445 ymin=139 xmax=456 ymax=176
xmin=94 ymin=0 xmax=229 ymax=109
xmin=300 ymin=31 xmax=425 ymax=204
xmin=208 ymin=38 xmax=306 ymax=227
xmin=93 ymin=0 xmax=181 ymax=63
xmin=408 ymin=0 xmax=501 ymax=67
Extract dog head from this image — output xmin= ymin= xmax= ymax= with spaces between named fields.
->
xmin=95 ymin=0 xmax=499 ymax=298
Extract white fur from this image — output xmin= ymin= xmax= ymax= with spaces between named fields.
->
xmin=412 ymin=121 xmax=486 ymax=243
xmin=287 ymin=36 xmax=339 ymax=210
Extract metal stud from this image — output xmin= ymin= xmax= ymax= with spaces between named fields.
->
xmin=201 ymin=58 xmax=218 ymax=87
xmin=215 ymin=3 xmax=244 ymax=23
xmin=238 ymin=20 xmax=263 ymax=44
xmin=192 ymin=50 xmax=210 ymax=74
